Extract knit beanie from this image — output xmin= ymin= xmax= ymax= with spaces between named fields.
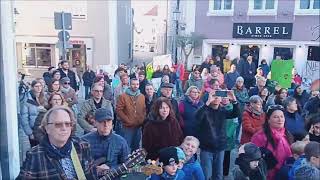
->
xmin=242 ymin=143 xmax=262 ymax=162
xmin=175 ymin=147 xmax=186 ymax=162
xmin=159 ymin=147 xmax=179 ymax=166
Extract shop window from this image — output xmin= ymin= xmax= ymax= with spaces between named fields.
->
xmin=307 ymin=46 xmax=320 ymax=61
xmin=24 ymin=43 xmax=52 ymax=67
xmin=211 ymin=45 xmax=228 ymax=59
xmin=295 ymin=0 xmax=320 ymax=15
xmin=208 ymin=0 xmax=234 ymax=16
xmin=273 ymin=47 xmax=293 ymax=60
xmin=248 ymin=0 xmax=278 ymax=15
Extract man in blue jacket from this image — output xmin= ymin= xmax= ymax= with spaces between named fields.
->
xmin=82 ymin=107 xmax=129 ymax=177
xmin=195 ymin=90 xmax=239 ymax=180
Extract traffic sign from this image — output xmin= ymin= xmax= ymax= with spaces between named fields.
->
xmin=58 ymin=31 xmax=70 ymax=41
xmin=54 ymin=12 xmax=72 ymax=30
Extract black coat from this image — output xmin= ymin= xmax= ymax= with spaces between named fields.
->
xmin=241 ymin=61 xmax=256 ymax=80
xmin=82 ymin=70 xmax=96 ymax=87
xmin=58 ymin=68 xmax=78 ymax=91
xmin=195 ymin=103 xmax=239 ymax=152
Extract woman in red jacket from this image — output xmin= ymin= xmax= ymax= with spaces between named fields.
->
xmin=241 ymin=95 xmax=266 ymax=144
xmin=142 ymin=97 xmax=184 ymax=160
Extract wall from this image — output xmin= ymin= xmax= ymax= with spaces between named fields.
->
xmin=195 ymin=0 xmax=319 ymax=41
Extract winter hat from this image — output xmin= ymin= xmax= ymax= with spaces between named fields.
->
xmin=175 ymin=147 xmax=186 ymax=162
xmin=241 ymin=143 xmax=262 ymax=162
xmin=161 ymin=82 xmax=174 ymax=89
xmin=60 ymin=77 xmax=70 ymax=84
xmin=94 ymin=107 xmax=114 ymax=122
xmin=158 ymin=147 xmax=179 ymax=166
xmin=304 ymin=141 xmax=320 ymax=161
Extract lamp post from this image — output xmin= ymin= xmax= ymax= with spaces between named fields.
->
xmin=173 ymin=8 xmax=180 ymax=64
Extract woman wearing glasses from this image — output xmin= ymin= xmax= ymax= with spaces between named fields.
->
xmin=251 ymin=105 xmax=294 ymax=180
xmin=33 ymin=92 xmax=66 ymax=145
xmin=20 ymin=79 xmax=47 ymax=147
xmin=17 ymin=106 xmax=97 ymax=179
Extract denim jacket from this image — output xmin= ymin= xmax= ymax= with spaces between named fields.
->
xmin=82 ymin=131 xmax=129 ymax=168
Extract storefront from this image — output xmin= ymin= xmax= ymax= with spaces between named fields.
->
xmin=15 ymin=36 xmax=93 ymax=78
xmin=202 ymin=23 xmax=320 ymax=78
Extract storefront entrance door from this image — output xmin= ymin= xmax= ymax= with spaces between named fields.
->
xmin=240 ymin=45 xmax=260 ymax=68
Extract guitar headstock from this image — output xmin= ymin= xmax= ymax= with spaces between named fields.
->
xmin=125 ymin=149 xmax=147 ymax=168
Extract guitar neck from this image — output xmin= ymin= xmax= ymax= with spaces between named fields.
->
xmin=99 ymin=163 xmax=128 ymax=180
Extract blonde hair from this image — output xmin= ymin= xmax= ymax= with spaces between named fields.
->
xmin=185 ymin=86 xmax=200 ymax=96
xmin=291 ymin=141 xmax=307 ymax=156
xmin=182 ymin=136 xmax=200 ymax=148
xmin=40 ymin=106 xmax=76 ymax=133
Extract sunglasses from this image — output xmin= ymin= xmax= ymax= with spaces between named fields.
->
xmin=64 ymin=82 xmax=70 ymax=85
xmin=47 ymin=122 xmax=73 ymax=128
xmin=266 ymin=105 xmax=284 ymax=114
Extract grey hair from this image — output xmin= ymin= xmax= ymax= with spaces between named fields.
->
xmin=283 ymin=96 xmax=296 ymax=108
xmin=236 ymin=76 xmax=244 ymax=83
xmin=185 ymin=86 xmax=200 ymax=96
xmin=249 ymin=95 xmax=263 ymax=104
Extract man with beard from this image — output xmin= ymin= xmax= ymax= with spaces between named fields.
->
xmin=116 ymin=78 xmax=146 ymax=152
xmin=58 ymin=60 xmax=78 ymax=91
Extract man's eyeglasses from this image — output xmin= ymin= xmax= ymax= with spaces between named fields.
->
xmin=266 ymin=105 xmax=284 ymax=114
xmin=93 ymin=90 xmax=104 ymax=93
xmin=47 ymin=122 xmax=73 ymax=128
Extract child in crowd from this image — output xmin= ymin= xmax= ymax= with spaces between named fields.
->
xmin=294 ymin=141 xmax=320 ymax=180
xmin=180 ymin=136 xmax=205 ymax=180
xmin=233 ymin=143 xmax=267 ymax=180
xmin=149 ymin=146 xmax=185 ymax=180
xmin=276 ymin=141 xmax=307 ymax=179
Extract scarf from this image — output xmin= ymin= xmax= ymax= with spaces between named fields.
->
xmin=61 ymin=87 xmax=71 ymax=94
xmin=270 ymin=127 xmax=292 ymax=168
xmin=41 ymin=135 xmax=72 ymax=159
xmin=248 ymin=105 xmax=263 ymax=116
xmin=309 ymin=133 xmax=320 ymax=143
xmin=125 ymin=88 xmax=141 ymax=96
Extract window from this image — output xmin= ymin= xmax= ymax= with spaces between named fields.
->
xmin=307 ymin=46 xmax=320 ymax=61
xmin=273 ymin=47 xmax=293 ymax=60
xmin=23 ymin=43 xmax=52 ymax=67
xmin=208 ymin=0 xmax=234 ymax=16
xmin=248 ymin=0 xmax=278 ymax=15
xmin=295 ymin=0 xmax=320 ymax=15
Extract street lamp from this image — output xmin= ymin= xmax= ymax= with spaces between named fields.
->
xmin=173 ymin=9 xmax=181 ymax=64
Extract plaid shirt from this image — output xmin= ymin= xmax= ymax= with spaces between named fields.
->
xmin=16 ymin=137 xmax=97 ymax=180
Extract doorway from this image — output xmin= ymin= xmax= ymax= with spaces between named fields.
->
xmin=67 ymin=44 xmax=87 ymax=76
xmin=211 ymin=45 xmax=228 ymax=59
xmin=240 ymin=45 xmax=260 ymax=68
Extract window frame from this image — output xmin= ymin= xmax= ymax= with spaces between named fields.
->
xmin=295 ymin=0 xmax=320 ymax=15
xmin=23 ymin=43 xmax=53 ymax=68
xmin=207 ymin=0 xmax=234 ymax=16
xmin=248 ymin=0 xmax=278 ymax=16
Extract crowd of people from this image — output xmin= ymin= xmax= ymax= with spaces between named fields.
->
xmin=16 ymin=55 xmax=320 ymax=180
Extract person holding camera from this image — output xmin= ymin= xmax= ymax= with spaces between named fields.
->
xmin=195 ymin=90 xmax=240 ymax=180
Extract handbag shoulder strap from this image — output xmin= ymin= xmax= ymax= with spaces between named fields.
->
xmin=71 ymin=143 xmax=87 ymax=180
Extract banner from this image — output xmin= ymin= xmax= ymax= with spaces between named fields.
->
xmin=271 ymin=60 xmax=294 ymax=88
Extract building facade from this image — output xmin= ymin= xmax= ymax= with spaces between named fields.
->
xmin=194 ymin=0 xmax=319 ymax=82
xmin=14 ymin=0 xmax=132 ymax=78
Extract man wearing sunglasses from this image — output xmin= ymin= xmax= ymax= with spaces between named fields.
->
xmin=17 ymin=106 xmax=97 ymax=179
xmin=78 ymin=84 xmax=113 ymax=133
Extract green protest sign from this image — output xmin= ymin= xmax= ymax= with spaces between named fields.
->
xmin=271 ymin=60 xmax=294 ymax=88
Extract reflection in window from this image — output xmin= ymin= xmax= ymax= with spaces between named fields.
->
xmin=266 ymin=0 xmax=275 ymax=9
xmin=224 ymin=0 xmax=232 ymax=9
xmin=314 ymin=0 xmax=320 ymax=9
xmin=23 ymin=43 xmax=52 ymax=67
xmin=214 ymin=0 xmax=222 ymax=10
xmin=273 ymin=47 xmax=293 ymax=60
xmin=254 ymin=0 xmax=263 ymax=9
xmin=300 ymin=0 xmax=311 ymax=9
